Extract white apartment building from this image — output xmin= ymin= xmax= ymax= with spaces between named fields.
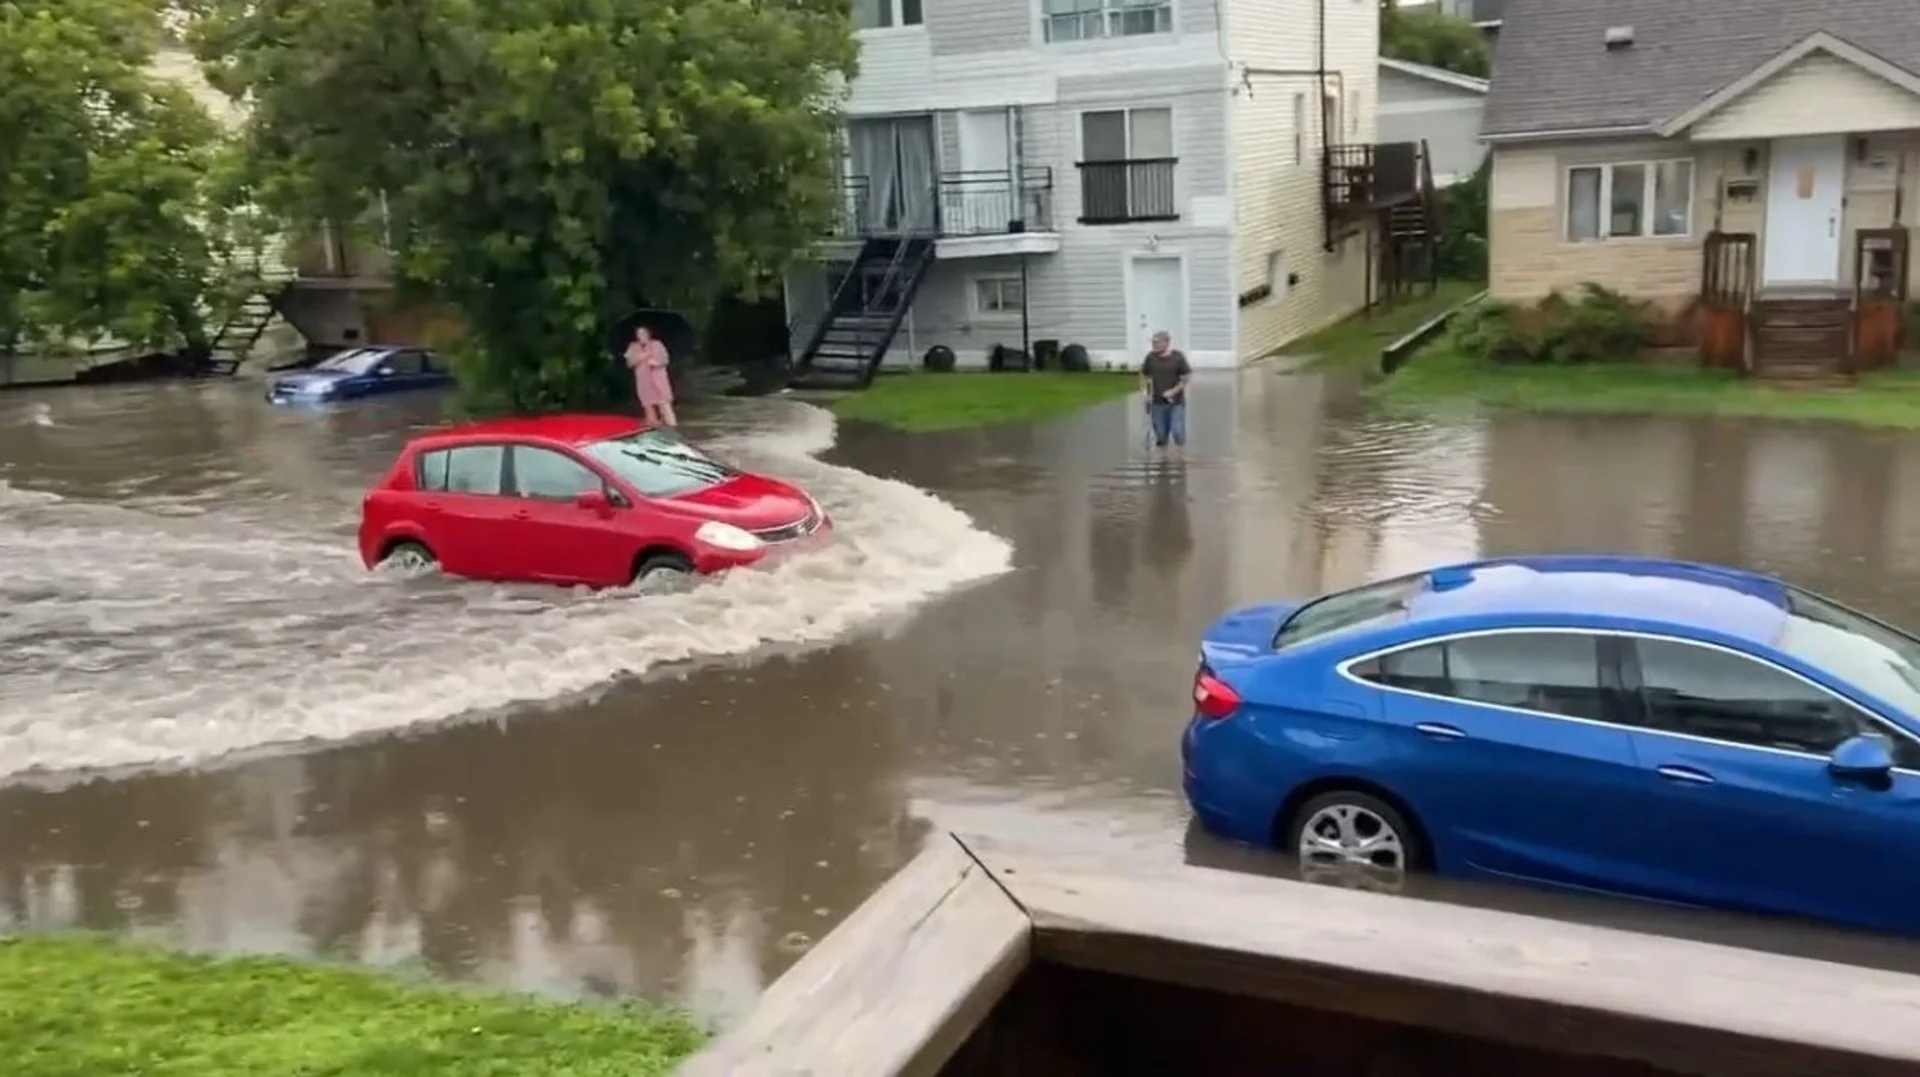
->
xmin=786 ymin=0 xmax=1413 ymax=387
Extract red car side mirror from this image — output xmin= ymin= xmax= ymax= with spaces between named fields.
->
xmin=575 ymin=489 xmax=612 ymax=514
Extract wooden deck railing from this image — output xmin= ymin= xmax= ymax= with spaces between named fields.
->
xmin=677 ymin=832 xmax=1920 ymax=1077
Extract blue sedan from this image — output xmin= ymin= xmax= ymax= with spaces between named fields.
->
xmin=267 ymin=346 xmax=452 ymax=405
xmin=1182 ymin=554 xmax=1920 ymax=935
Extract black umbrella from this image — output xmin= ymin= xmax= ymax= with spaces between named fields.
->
xmin=607 ymin=308 xmax=697 ymax=363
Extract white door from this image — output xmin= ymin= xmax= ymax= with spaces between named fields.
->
xmin=956 ymin=109 xmax=1013 ymax=234
xmin=1129 ymin=255 xmax=1186 ymax=358
xmin=1762 ymin=135 xmax=1846 ymax=287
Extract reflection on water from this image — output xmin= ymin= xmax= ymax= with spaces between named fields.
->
xmin=8 ymin=367 xmax=1920 ymax=1022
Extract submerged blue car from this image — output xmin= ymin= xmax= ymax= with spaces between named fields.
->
xmin=1183 ymin=554 xmax=1920 ymax=935
xmin=267 ymin=346 xmax=451 ymax=404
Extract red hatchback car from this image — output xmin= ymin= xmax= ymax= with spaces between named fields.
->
xmin=358 ymin=414 xmax=829 ymax=587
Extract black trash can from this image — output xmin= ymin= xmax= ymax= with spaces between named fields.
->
xmin=1032 ymin=339 xmax=1060 ymax=371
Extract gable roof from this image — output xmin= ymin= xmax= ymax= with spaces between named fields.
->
xmin=1379 ymin=57 xmax=1490 ymax=95
xmin=1483 ymin=0 xmax=1920 ymax=141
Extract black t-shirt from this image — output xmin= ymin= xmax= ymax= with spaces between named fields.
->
xmin=1141 ymin=349 xmax=1191 ymax=401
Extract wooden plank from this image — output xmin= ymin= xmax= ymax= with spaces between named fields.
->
xmin=676 ymin=835 xmax=1030 ymax=1077
xmin=965 ymin=832 xmax=1920 ymax=1077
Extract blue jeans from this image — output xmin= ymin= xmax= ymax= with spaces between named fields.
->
xmin=1148 ymin=399 xmax=1187 ymax=447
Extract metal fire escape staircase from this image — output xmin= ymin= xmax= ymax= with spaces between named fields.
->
xmin=199 ymin=243 xmax=297 ymax=376
xmin=790 ymin=191 xmax=938 ymax=390
xmin=1323 ymin=139 xmax=1442 ymax=307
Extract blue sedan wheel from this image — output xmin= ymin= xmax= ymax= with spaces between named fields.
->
xmin=1285 ymin=790 xmax=1425 ymax=894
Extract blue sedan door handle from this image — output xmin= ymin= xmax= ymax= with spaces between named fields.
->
xmin=1414 ymin=722 xmax=1466 ymax=740
xmin=1657 ymin=764 xmax=1716 ymax=786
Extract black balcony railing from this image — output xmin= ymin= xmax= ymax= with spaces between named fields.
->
xmin=830 ymin=168 xmax=1057 ymax=239
xmin=1324 ymin=142 xmax=1422 ymax=213
xmin=936 ymin=166 xmax=1054 ymax=236
xmin=1075 ymin=158 xmax=1177 ymax=225
xmin=831 ymin=176 xmax=872 ymax=238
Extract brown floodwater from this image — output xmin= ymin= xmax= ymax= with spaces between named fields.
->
xmin=6 ymin=368 xmax=1920 ymax=1023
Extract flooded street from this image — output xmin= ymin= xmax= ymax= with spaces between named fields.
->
xmin=8 ymin=368 xmax=1920 ymax=1022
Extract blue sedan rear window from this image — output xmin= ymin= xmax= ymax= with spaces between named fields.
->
xmin=1273 ymin=573 xmax=1427 ymax=649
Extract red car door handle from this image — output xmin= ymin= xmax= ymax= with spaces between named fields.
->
xmin=423 ymin=501 xmax=446 ymax=514
xmin=511 ymin=510 xmax=531 ymax=520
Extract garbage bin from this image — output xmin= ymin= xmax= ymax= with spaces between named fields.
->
xmin=1032 ymin=339 xmax=1060 ymax=371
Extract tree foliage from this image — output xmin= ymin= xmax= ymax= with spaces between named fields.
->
xmin=1437 ymin=157 xmax=1489 ymax=280
xmin=183 ymin=0 xmax=859 ymax=414
xmin=0 ymin=0 xmax=245 ymax=357
xmin=1380 ymin=5 xmax=1490 ymax=79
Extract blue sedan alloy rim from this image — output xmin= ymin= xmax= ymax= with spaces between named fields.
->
xmin=1297 ymin=803 xmax=1408 ymax=892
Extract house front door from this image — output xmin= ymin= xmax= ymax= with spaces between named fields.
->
xmin=1762 ymin=135 xmax=1846 ymax=288
xmin=1128 ymin=254 xmax=1187 ymax=358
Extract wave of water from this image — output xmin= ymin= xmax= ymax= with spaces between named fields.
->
xmin=0 ymin=399 xmax=1013 ymax=783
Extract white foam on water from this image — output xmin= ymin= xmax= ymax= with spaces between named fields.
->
xmin=0 ymin=399 xmax=1013 ymax=781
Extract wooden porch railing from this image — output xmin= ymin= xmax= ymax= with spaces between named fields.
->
xmin=1699 ymin=231 xmax=1755 ymax=370
xmin=677 ymin=832 xmax=1920 ymax=1077
xmin=1855 ymin=226 xmax=1910 ymax=370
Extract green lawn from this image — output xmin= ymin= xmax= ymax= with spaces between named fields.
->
xmin=1377 ymin=343 xmax=1920 ymax=429
xmin=1 ymin=935 xmax=706 ymax=1077
xmin=1279 ymin=279 xmax=1484 ymax=370
xmin=831 ymin=371 xmax=1137 ymax=432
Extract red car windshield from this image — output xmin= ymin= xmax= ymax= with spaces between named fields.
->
xmin=583 ymin=430 xmax=736 ymax=498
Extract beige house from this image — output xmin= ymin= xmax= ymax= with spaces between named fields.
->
xmin=1483 ymin=3 xmax=1920 ymax=377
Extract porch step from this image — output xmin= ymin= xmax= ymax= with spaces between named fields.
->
xmin=1752 ymin=302 xmax=1850 ymax=330
xmin=1748 ymin=294 xmax=1850 ymax=381
xmin=1753 ymin=325 xmax=1848 ymax=354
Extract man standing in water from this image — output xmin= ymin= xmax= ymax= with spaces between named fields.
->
xmin=1139 ymin=329 xmax=1190 ymax=451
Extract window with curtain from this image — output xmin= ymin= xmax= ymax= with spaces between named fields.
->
xmin=1565 ymin=160 xmax=1694 ymax=241
xmin=1043 ymin=0 xmax=1172 ymax=41
xmin=853 ymin=0 xmax=922 ymax=29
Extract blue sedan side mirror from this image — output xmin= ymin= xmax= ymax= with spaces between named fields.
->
xmin=1829 ymin=733 xmax=1895 ymax=783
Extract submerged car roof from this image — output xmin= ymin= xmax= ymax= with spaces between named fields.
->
xmin=1403 ymin=555 xmax=1790 ymax=646
xmin=415 ymin=413 xmax=647 ymax=447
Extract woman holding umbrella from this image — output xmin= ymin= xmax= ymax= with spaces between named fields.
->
xmin=624 ymin=324 xmax=677 ymax=428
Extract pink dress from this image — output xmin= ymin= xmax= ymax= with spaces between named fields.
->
xmin=625 ymin=339 xmax=673 ymax=407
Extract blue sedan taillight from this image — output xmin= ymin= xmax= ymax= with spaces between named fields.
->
xmin=1193 ymin=666 xmax=1242 ymax=720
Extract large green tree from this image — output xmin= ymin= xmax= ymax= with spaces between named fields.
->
xmin=1380 ymin=3 xmax=1490 ymax=79
xmin=183 ymin=0 xmax=858 ymax=413
xmin=0 ymin=0 xmax=246 ymax=360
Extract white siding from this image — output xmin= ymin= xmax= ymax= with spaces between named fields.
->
xmin=928 ymin=0 xmax=1220 ymax=58
xmin=1691 ymin=53 xmax=1920 ymax=142
xmin=806 ymin=0 xmax=1243 ymax=368
xmin=1039 ymin=69 xmax=1236 ymax=363
xmin=1225 ymin=0 xmax=1378 ymax=360
xmin=1377 ymin=66 xmax=1486 ymax=183
xmin=148 ymin=48 xmax=247 ymax=129
xmin=846 ymin=30 xmax=937 ymax=115
xmin=845 ymin=11 xmax=1226 ymax=115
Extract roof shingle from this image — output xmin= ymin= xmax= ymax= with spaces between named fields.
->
xmin=1484 ymin=0 xmax=1920 ymax=138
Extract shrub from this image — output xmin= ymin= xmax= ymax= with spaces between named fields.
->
xmin=1440 ymin=284 xmax=1653 ymax=365
xmin=1436 ymin=160 xmax=1489 ymax=281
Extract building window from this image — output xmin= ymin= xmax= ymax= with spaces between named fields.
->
xmin=1042 ymin=0 xmax=1173 ymax=42
xmin=1291 ymin=94 xmax=1305 ymax=166
xmin=854 ymin=0 xmax=923 ymax=30
xmin=1077 ymin=107 xmax=1177 ymax=223
xmin=1566 ymin=160 xmax=1694 ymax=241
xmin=973 ymin=276 xmax=1025 ymax=316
